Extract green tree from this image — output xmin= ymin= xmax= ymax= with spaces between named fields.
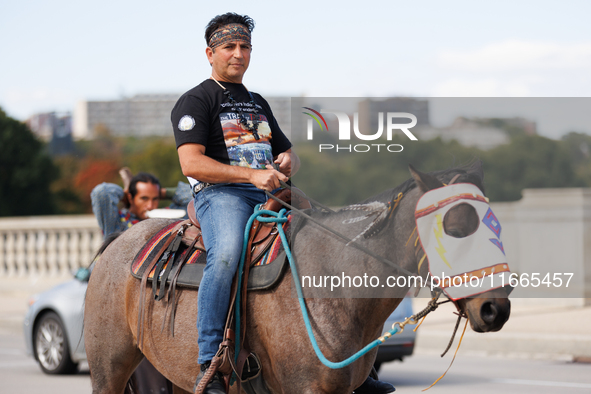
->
xmin=561 ymin=132 xmax=591 ymax=186
xmin=293 ymin=136 xmax=481 ymax=206
xmin=0 ymin=108 xmax=58 ymax=216
xmin=126 ymin=138 xmax=186 ymax=186
xmin=51 ymin=155 xmax=85 ymax=214
xmin=481 ymin=135 xmax=582 ymax=201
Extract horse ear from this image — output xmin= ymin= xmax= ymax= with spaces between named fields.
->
xmin=409 ymin=164 xmax=444 ymax=193
xmin=467 ymin=160 xmax=484 ymax=181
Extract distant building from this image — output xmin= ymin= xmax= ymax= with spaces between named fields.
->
xmin=73 ymin=94 xmax=293 ymax=140
xmin=415 ymin=121 xmax=509 ymax=150
xmin=355 ymin=98 xmax=538 ymax=150
xmin=415 ymin=116 xmax=537 ymax=150
xmin=73 ymin=94 xmax=180 ymax=139
xmin=357 ymin=98 xmax=430 ymax=136
xmin=263 ymin=96 xmax=292 ymax=137
xmin=26 ymin=112 xmax=74 ymax=156
xmin=27 ymin=112 xmax=63 ymax=141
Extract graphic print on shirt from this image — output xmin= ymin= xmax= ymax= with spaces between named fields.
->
xmin=219 ymin=110 xmax=273 ymax=169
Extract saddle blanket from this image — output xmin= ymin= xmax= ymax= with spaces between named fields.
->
xmin=130 ymin=217 xmax=291 ymax=290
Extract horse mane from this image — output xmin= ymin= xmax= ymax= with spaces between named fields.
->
xmin=290 ymin=162 xmax=485 ymax=239
xmin=335 ymin=162 xmax=485 ymax=240
xmin=359 ymin=161 xmax=485 ymax=206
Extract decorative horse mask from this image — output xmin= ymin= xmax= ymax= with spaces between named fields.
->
xmin=415 ymin=183 xmax=511 ymax=300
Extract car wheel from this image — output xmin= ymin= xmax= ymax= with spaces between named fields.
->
xmin=34 ymin=312 xmax=78 ymax=374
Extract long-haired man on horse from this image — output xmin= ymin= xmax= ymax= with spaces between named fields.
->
xmin=91 ymin=169 xmax=192 ymax=393
xmin=171 ymin=12 xmax=394 ymax=394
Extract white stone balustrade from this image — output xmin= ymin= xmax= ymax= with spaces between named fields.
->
xmin=0 ymin=215 xmax=102 ymax=278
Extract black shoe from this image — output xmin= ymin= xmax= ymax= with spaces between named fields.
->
xmin=354 ymin=375 xmax=395 ymax=394
xmin=193 ymin=362 xmax=226 ymax=394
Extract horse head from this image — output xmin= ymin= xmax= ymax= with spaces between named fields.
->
xmin=407 ymin=161 xmax=511 ymax=333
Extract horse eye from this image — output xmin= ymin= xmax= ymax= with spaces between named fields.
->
xmin=443 ymin=203 xmax=479 ymax=238
xmin=446 ymin=228 xmax=464 ymax=238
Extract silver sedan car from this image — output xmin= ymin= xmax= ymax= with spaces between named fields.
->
xmin=23 ymin=268 xmax=89 ymax=374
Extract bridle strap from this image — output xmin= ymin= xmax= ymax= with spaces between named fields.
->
xmin=415 ymin=193 xmax=488 ymax=219
xmin=448 ymin=174 xmax=461 ymax=185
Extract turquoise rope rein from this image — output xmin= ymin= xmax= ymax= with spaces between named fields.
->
xmin=234 ymin=205 xmax=400 ymax=369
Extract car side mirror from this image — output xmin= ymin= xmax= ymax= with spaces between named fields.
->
xmin=74 ymin=267 xmax=90 ymax=282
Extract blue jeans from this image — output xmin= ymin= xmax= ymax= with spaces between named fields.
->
xmin=194 ymin=183 xmax=267 ymax=364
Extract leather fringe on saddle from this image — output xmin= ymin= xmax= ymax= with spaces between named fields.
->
xmin=137 ymin=220 xmax=191 ymax=351
xmin=163 ymin=234 xmax=201 ymax=336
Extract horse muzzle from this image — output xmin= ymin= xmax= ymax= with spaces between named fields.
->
xmin=459 ymin=287 xmax=512 ymax=333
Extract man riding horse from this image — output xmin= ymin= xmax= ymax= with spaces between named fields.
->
xmin=171 ymin=12 xmax=394 ymax=394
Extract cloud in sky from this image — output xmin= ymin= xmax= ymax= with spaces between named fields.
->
xmin=4 ymin=88 xmax=76 ymax=115
xmin=432 ymin=79 xmax=532 ymax=97
xmin=432 ymin=40 xmax=591 ymax=96
xmin=3 ymin=1 xmax=591 ymax=122
xmin=438 ymin=40 xmax=591 ymax=71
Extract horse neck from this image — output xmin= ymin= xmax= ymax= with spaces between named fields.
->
xmin=313 ymin=297 xmax=404 ymax=342
xmin=360 ymin=297 xmax=406 ymax=325
xmin=289 ymin=185 xmax=424 ymax=336
xmin=362 ymin=188 xmax=424 ymax=322
xmin=295 ymin=201 xmax=419 ymax=331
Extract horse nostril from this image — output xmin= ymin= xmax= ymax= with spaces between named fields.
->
xmin=480 ymin=301 xmax=498 ymax=324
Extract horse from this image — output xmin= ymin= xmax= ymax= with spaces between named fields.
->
xmin=84 ymin=162 xmax=511 ymax=393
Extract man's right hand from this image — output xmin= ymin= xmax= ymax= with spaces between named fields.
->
xmin=119 ymin=167 xmax=133 ymax=208
xmin=250 ymin=167 xmax=288 ymax=192
xmin=119 ymin=167 xmax=133 ymax=192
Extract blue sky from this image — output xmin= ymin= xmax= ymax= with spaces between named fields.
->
xmin=1 ymin=0 xmax=590 ymax=137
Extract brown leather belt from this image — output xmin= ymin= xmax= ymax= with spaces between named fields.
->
xmin=193 ymin=182 xmax=215 ymax=195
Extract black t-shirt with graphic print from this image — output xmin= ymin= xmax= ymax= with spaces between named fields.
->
xmin=171 ymin=79 xmax=291 ymax=171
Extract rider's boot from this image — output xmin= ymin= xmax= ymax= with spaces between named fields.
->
xmin=354 ymin=375 xmax=396 ymax=394
xmin=193 ymin=361 xmax=226 ymax=394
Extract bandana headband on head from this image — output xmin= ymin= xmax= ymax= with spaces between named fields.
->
xmin=208 ymin=23 xmax=251 ymax=49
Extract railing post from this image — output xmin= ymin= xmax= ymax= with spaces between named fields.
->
xmin=36 ymin=230 xmax=48 ymax=277
xmin=57 ymin=230 xmax=69 ymax=277
xmin=47 ymin=230 xmax=58 ymax=277
xmin=15 ymin=231 xmax=26 ymax=278
xmin=26 ymin=230 xmax=37 ymax=277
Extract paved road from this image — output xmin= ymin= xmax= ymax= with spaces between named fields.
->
xmin=0 ymin=329 xmax=91 ymax=394
xmin=379 ymin=352 xmax=591 ymax=394
xmin=2 ymin=326 xmax=591 ymax=394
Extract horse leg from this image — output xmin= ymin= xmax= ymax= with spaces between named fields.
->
xmin=85 ymin=306 xmax=144 ymax=393
xmin=85 ymin=250 xmax=145 ymax=393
